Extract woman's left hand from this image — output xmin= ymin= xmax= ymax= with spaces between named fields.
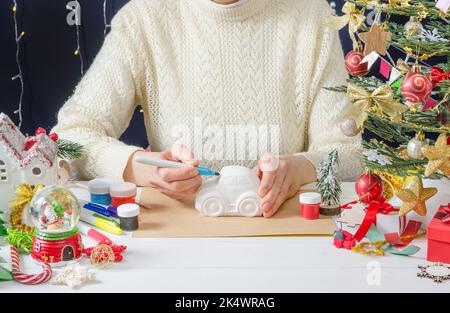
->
xmin=255 ymin=154 xmax=317 ymax=218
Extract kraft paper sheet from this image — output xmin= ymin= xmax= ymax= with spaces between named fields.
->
xmin=133 ymin=187 xmax=336 ymax=238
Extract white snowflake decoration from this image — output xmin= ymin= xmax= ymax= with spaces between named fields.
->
xmin=420 ymin=28 xmax=447 ymax=42
xmin=363 ymin=150 xmax=392 ymax=166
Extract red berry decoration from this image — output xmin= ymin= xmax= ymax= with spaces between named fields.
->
xmin=35 ymin=127 xmax=47 ymax=136
xmin=400 ymin=66 xmax=433 ymax=105
xmin=24 ymin=137 xmax=37 ymax=151
xmin=355 ymin=173 xmax=383 ymax=204
xmin=344 ymin=50 xmax=369 ymax=77
xmin=49 ymin=133 xmax=59 ymax=142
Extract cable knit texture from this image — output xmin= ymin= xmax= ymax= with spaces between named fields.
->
xmin=53 ymin=0 xmax=363 ymax=182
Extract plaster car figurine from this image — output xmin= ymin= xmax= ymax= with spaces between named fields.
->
xmin=195 ymin=166 xmax=262 ymax=217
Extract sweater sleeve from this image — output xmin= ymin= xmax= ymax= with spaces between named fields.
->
xmin=52 ymin=8 xmax=144 ymax=181
xmin=300 ymin=8 xmax=363 ymax=181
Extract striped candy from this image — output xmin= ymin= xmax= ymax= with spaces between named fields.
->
xmin=10 ymin=247 xmax=52 ymax=285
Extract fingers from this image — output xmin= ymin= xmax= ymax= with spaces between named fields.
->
xmin=161 ymin=182 xmax=202 ymax=200
xmin=169 ymin=144 xmax=199 ymax=166
xmin=258 ymin=170 xmax=276 ymax=198
xmin=263 ymin=179 xmax=291 ymax=218
xmin=257 ymin=154 xmax=281 ymax=198
xmin=260 ymin=174 xmax=284 ymax=217
xmin=158 ymin=166 xmax=198 ymax=182
xmin=150 ymin=174 xmax=202 ymax=198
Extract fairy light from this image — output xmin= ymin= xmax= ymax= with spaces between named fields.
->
xmin=66 ymin=1 xmax=84 ymax=76
xmin=11 ymin=0 xmax=25 ymax=129
xmin=103 ymin=0 xmax=111 ymax=37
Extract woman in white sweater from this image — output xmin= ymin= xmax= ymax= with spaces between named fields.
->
xmin=53 ymin=0 xmax=362 ymax=217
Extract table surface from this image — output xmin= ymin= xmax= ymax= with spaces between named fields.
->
xmin=1 ymin=183 xmax=449 ymax=293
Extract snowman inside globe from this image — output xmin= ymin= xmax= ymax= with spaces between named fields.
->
xmin=30 ymin=186 xmax=83 ymax=266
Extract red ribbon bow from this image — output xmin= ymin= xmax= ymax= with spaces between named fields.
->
xmin=353 ymin=197 xmax=396 ymax=242
xmin=430 ymin=66 xmax=450 ymax=87
xmin=437 ymin=205 xmax=450 ymax=224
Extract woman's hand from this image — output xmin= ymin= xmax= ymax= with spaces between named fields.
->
xmin=255 ymin=154 xmax=317 ymax=218
xmin=123 ymin=145 xmax=202 ymax=200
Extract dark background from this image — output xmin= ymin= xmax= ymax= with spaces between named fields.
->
xmin=0 ymin=0 xmax=399 ymax=147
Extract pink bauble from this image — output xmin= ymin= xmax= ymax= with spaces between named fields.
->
xmin=401 ymin=71 xmax=433 ymax=104
xmin=345 ymin=51 xmax=369 ymax=77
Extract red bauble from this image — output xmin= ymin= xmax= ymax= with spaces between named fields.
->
xmin=35 ymin=127 xmax=47 ymax=135
xmin=355 ymin=173 xmax=383 ymax=204
xmin=345 ymin=51 xmax=369 ymax=77
xmin=401 ymin=69 xmax=433 ymax=104
xmin=49 ymin=133 xmax=59 ymax=142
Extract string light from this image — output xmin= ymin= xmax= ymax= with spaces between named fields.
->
xmin=11 ymin=0 xmax=25 ymax=129
xmin=103 ymin=0 xmax=111 ymax=37
xmin=66 ymin=1 xmax=84 ymax=76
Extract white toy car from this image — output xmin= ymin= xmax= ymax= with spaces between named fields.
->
xmin=195 ymin=166 xmax=262 ymax=217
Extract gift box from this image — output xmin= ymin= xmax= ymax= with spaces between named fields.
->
xmin=427 ymin=205 xmax=450 ymax=264
xmin=376 ymin=213 xmax=408 ymax=235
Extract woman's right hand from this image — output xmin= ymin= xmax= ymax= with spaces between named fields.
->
xmin=123 ymin=145 xmax=202 ymax=200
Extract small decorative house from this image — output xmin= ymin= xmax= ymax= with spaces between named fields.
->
xmin=32 ymin=233 xmax=84 ymax=265
xmin=0 ymin=113 xmax=58 ymax=211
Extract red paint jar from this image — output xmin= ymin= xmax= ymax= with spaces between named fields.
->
xmin=110 ymin=182 xmax=137 ymax=208
xmin=299 ymin=192 xmax=321 ymax=220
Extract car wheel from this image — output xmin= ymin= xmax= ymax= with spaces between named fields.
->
xmin=238 ymin=196 xmax=261 ymax=217
xmin=201 ymin=197 xmax=225 ymax=217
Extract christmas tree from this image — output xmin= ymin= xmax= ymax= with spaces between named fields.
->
xmin=327 ymin=0 xmax=449 ymax=215
xmin=317 ymin=149 xmax=342 ymax=207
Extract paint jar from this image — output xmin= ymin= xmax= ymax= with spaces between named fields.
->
xmin=299 ymin=192 xmax=321 ymax=220
xmin=88 ymin=178 xmax=112 ymax=206
xmin=110 ymin=182 xmax=137 ymax=208
xmin=117 ymin=203 xmax=140 ymax=231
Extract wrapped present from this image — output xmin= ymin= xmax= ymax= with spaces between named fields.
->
xmin=376 ymin=213 xmax=407 ymax=235
xmin=427 ymin=204 xmax=450 ymax=264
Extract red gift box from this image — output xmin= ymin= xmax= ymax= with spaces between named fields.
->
xmin=427 ymin=205 xmax=450 ymax=264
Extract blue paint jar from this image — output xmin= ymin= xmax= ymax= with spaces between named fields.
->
xmin=88 ymin=178 xmax=112 ymax=206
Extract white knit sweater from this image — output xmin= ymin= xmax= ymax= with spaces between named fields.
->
xmin=53 ymin=0 xmax=363 ymax=182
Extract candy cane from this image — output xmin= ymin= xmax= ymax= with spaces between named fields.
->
xmin=10 ymin=247 xmax=52 ymax=285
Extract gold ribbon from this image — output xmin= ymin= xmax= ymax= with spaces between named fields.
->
xmin=396 ymin=59 xmax=412 ymax=75
xmin=9 ymin=183 xmax=45 ymax=209
xmin=327 ymin=3 xmax=366 ymax=50
xmin=346 ymin=83 xmax=407 ymax=127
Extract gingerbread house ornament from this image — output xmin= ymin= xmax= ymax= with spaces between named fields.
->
xmin=0 ymin=113 xmax=58 ymax=212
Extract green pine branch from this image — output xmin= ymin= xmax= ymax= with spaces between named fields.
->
xmin=390 ymin=23 xmax=450 ymax=58
xmin=56 ymin=139 xmax=83 ymax=160
xmin=364 ymin=113 xmax=412 ymax=145
xmin=362 ymin=139 xmax=444 ymax=179
xmin=348 ymin=0 xmax=448 ymax=20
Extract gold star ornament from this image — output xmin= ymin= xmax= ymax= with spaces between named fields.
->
xmin=395 ymin=177 xmax=438 ymax=217
xmin=421 ymin=133 xmax=450 ymax=177
xmin=359 ymin=23 xmax=392 ymax=56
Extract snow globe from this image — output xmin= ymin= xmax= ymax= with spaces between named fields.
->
xmin=30 ymin=186 xmax=83 ymax=266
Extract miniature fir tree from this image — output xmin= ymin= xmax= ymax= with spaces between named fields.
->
xmin=317 ymin=149 xmax=342 ymax=207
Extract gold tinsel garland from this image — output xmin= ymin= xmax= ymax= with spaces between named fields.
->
xmin=9 ymin=183 xmax=45 ymax=233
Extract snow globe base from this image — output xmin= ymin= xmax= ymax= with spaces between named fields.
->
xmin=31 ymin=228 xmax=83 ymax=267
xmin=320 ymin=204 xmax=342 ymax=217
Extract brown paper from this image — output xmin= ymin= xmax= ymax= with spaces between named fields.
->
xmin=133 ymin=188 xmax=336 ymax=238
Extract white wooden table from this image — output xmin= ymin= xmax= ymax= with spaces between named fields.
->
xmin=1 ymin=182 xmax=449 ymax=293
